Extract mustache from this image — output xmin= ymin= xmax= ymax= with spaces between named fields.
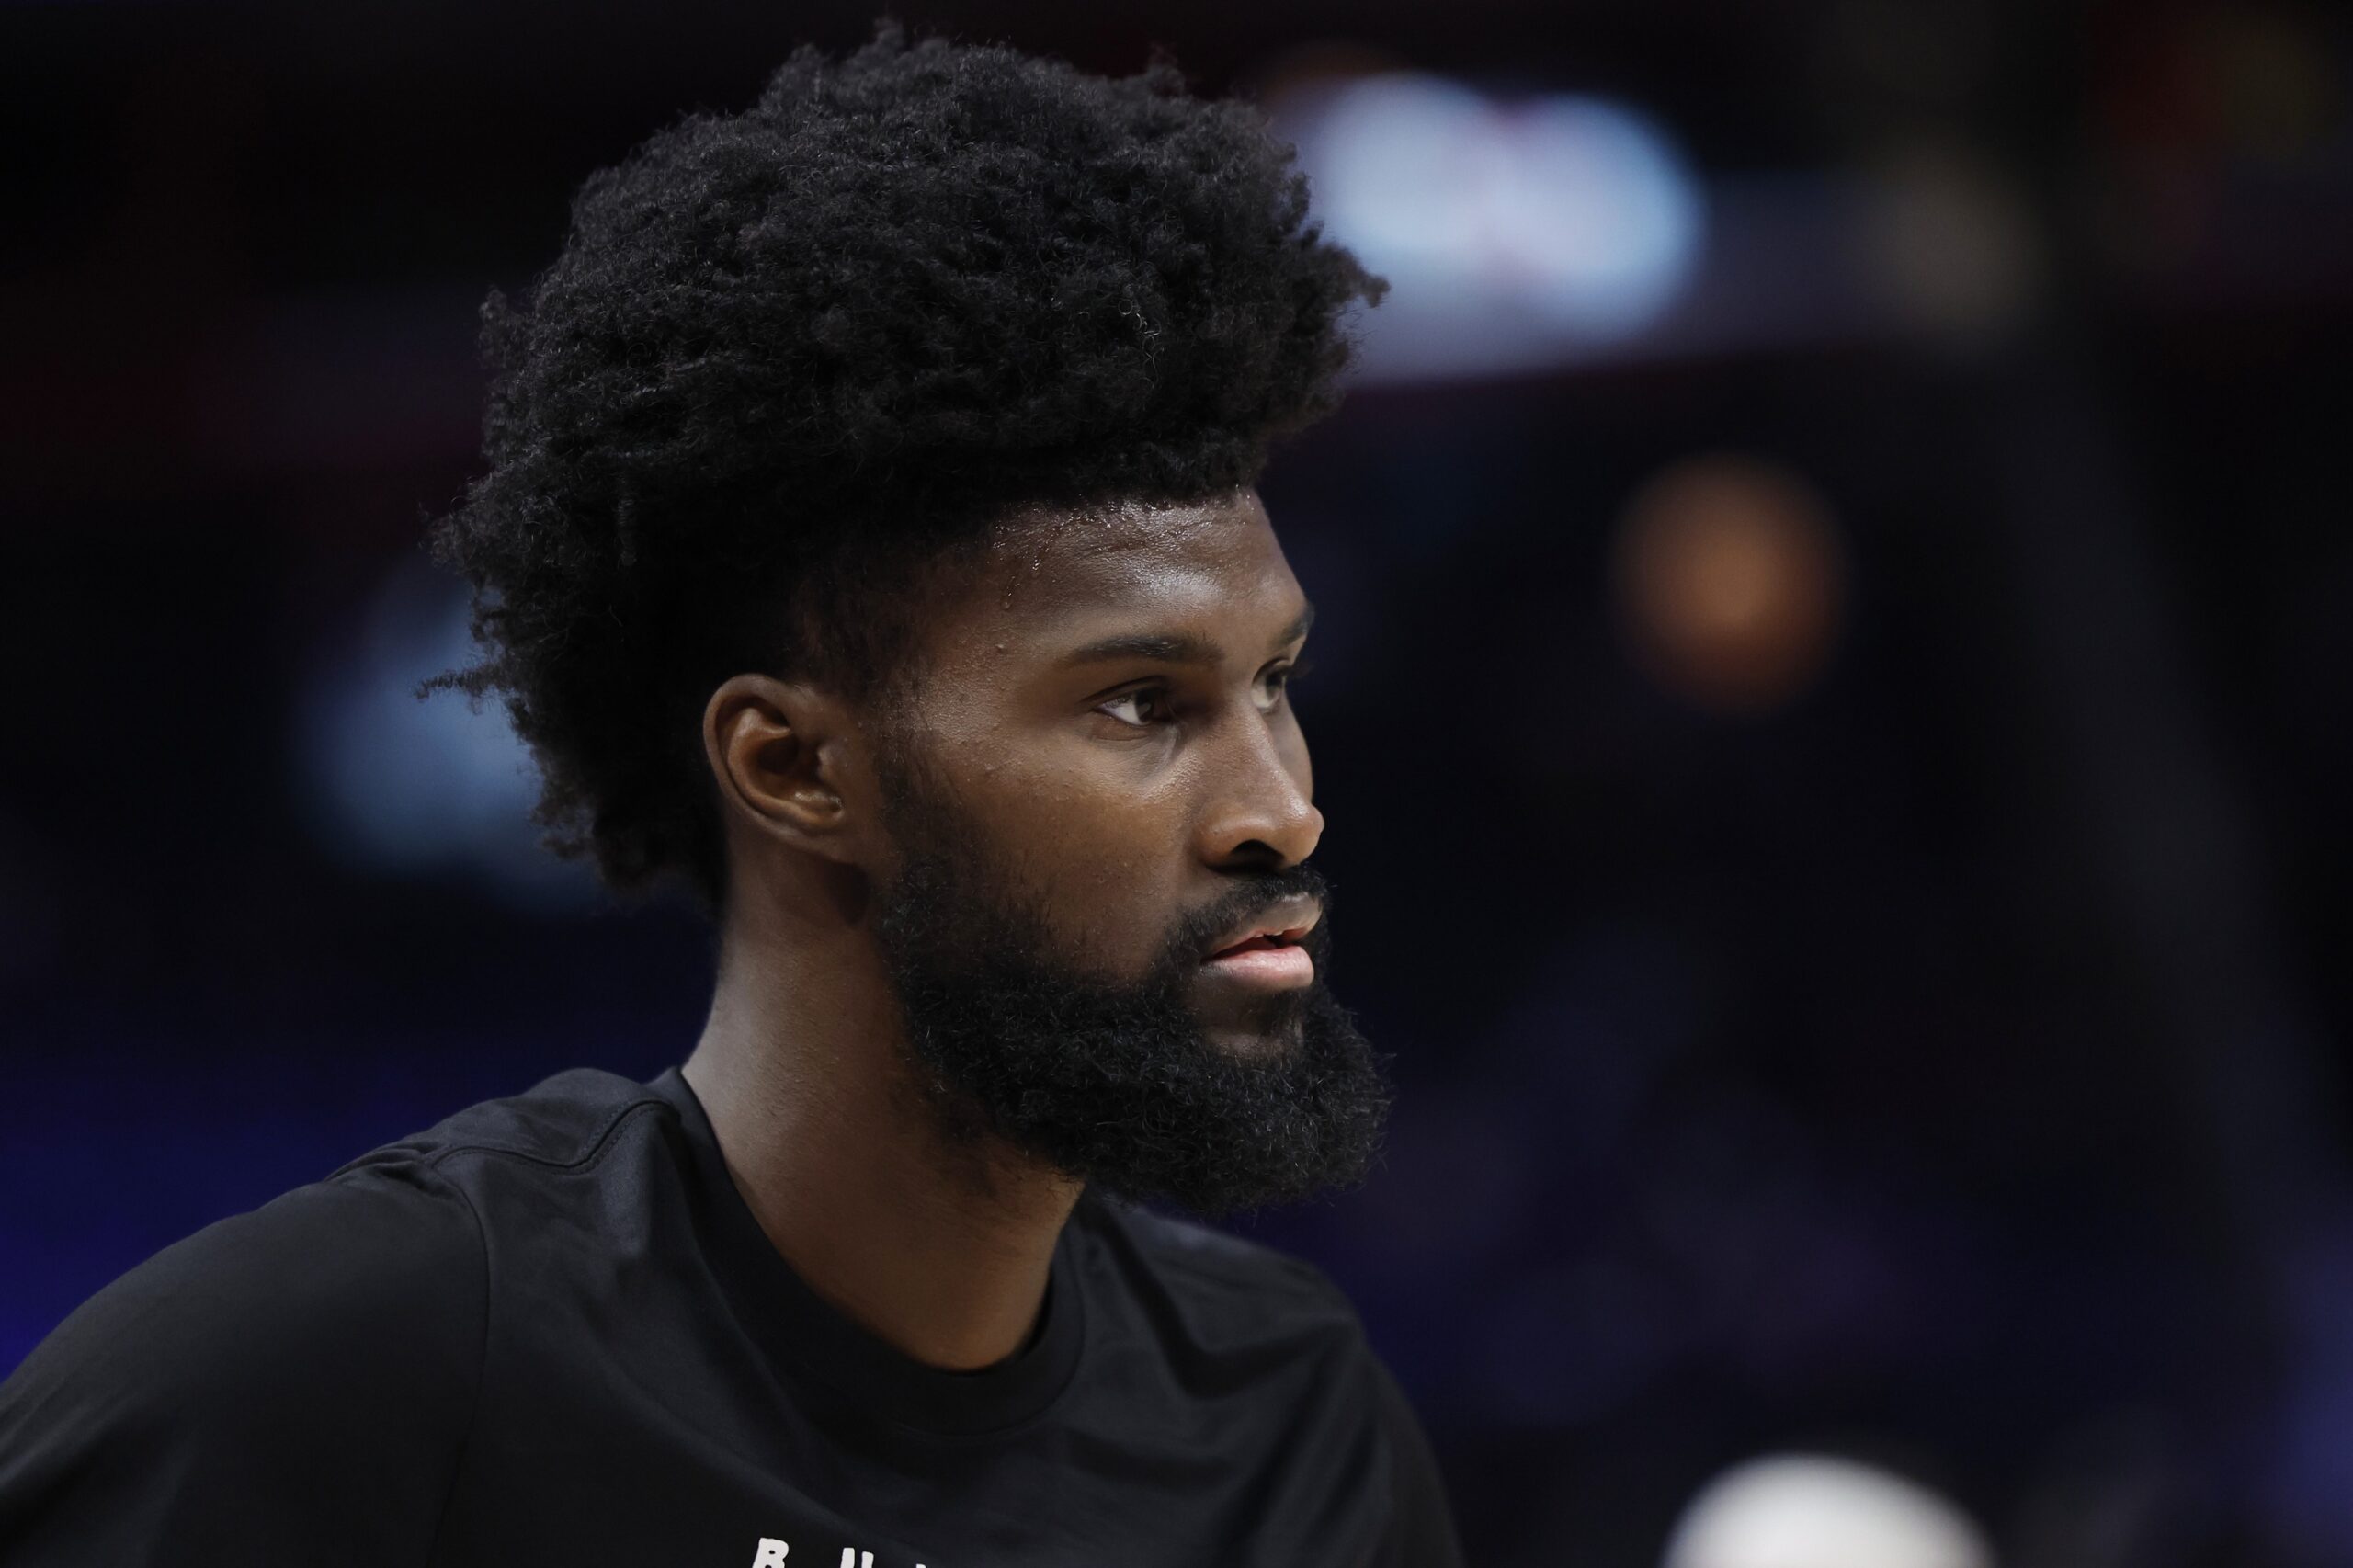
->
xmin=1165 ymin=863 xmax=1335 ymax=967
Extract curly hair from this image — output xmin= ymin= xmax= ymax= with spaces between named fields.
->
xmin=423 ymin=27 xmax=1383 ymax=914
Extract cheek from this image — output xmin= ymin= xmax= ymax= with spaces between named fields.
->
xmin=965 ymin=757 xmax=1190 ymax=969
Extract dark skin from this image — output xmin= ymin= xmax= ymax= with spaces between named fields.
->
xmin=681 ymin=488 xmax=1322 ymax=1371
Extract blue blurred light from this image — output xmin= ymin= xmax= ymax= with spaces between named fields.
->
xmin=296 ymin=562 xmax=595 ymax=907
xmin=1279 ymin=72 xmax=1708 ymax=380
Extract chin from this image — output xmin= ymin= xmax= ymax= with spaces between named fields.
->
xmin=1203 ymin=1012 xmax=1305 ymax=1062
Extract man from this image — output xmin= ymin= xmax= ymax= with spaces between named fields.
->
xmin=0 ymin=28 xmax=1462 ymax=1567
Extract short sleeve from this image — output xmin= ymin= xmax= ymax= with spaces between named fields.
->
xmin=0 ymin=1164 xmax=486 ymax=1566
xmin=1368 ymin=1358 xmax=1464 ymax=1568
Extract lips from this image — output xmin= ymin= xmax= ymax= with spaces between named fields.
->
xmin=1200 ymin=901 xmax=1322 ymax=963
xmin=1193 ymin=898 xmax=1323 ymax=997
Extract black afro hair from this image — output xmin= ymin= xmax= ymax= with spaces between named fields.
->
xmin=423 ymin=26 xmax=1384 ymax=914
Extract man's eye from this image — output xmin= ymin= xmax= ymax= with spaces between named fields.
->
xmin=1257 ymin=658 xmax=1313 ymax=710
xmin=1098 ymin=687 xmax=1174 ymax=727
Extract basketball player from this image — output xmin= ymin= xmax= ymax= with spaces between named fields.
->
xmin=0 ymin=29 xmax=1462 ymax=1566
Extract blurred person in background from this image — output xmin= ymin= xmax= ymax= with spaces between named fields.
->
xmin=0 ymin=30 xmax=1464 ymax=1567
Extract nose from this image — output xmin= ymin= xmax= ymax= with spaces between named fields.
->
xmin=1196 ymin=710 xmax=1323 ymax=869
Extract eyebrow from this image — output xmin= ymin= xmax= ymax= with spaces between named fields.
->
xmin=1057 ymin=601 xmax=1315 ymax=669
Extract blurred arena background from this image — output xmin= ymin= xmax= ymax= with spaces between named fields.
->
xmin=5 ymin=1 xmax=2351 ymax=1562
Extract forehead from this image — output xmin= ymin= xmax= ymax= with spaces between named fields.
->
xmin=923 ymin=489 xmax=1304 ymax=665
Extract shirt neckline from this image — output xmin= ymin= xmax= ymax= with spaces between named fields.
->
xmin=644 ymin=1065 xmax=1086 ymax=1438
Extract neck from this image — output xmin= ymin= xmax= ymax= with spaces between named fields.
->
xmin=682 ymin=907 xmax=1080 ymax=1372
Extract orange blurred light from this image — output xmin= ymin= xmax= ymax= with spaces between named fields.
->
xmin=1613 ymin=454 xmax=1846 ymax=714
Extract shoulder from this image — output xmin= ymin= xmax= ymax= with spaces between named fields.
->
xmin=11 ymin=1139 xmax=490 ymax=1417
xmin=1069 ymin=1197 xmax=1376 ymax=1398
xmin=1070 ymin=1200 xmax=1465 ymax=1563
xmin=18 ymin=1066 xmax=665 ymax=1394
xmin=31 ymin=1065 xmax=672 ymax=1394
xmin=1074 ymin=1195 xmax=1367 ymax=1346
xmin=0 ymin=1068 xmax=664 ymax=1561
xmin=0 ymin=1153 xmax=488 ymax=1561
xmin=338 ymin=1065 xmax=672 ymax=1179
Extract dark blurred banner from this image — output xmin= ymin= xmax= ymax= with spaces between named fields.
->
xmin=6 ymin=3 xmax=2351 ymax=1563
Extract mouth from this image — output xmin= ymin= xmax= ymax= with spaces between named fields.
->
xmin=1197 ymin=903 xmax=1320 ymax=990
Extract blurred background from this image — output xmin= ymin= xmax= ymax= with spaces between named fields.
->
xmin=5 ymin=1 xmax=2350 ymax=1562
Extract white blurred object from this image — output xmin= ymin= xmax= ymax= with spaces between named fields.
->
xmin=1663 ymin=1454 xmax=1995 ymax=1568
xmin=1273 ymin=71 xmax=1707 ymax=380
xmin=297 ymin=557 xmax=595 ymax=908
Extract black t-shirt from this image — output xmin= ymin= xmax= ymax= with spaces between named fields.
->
xmin=0 ymin=1066 xmax=1461 ymax=1566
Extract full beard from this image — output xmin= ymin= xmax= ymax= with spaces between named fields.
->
xmin=867 ymin=756 xmax=1391 ymax=1218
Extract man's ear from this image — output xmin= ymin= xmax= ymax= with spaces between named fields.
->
xmin=702 ymin=674 xmax=869 ymax=865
